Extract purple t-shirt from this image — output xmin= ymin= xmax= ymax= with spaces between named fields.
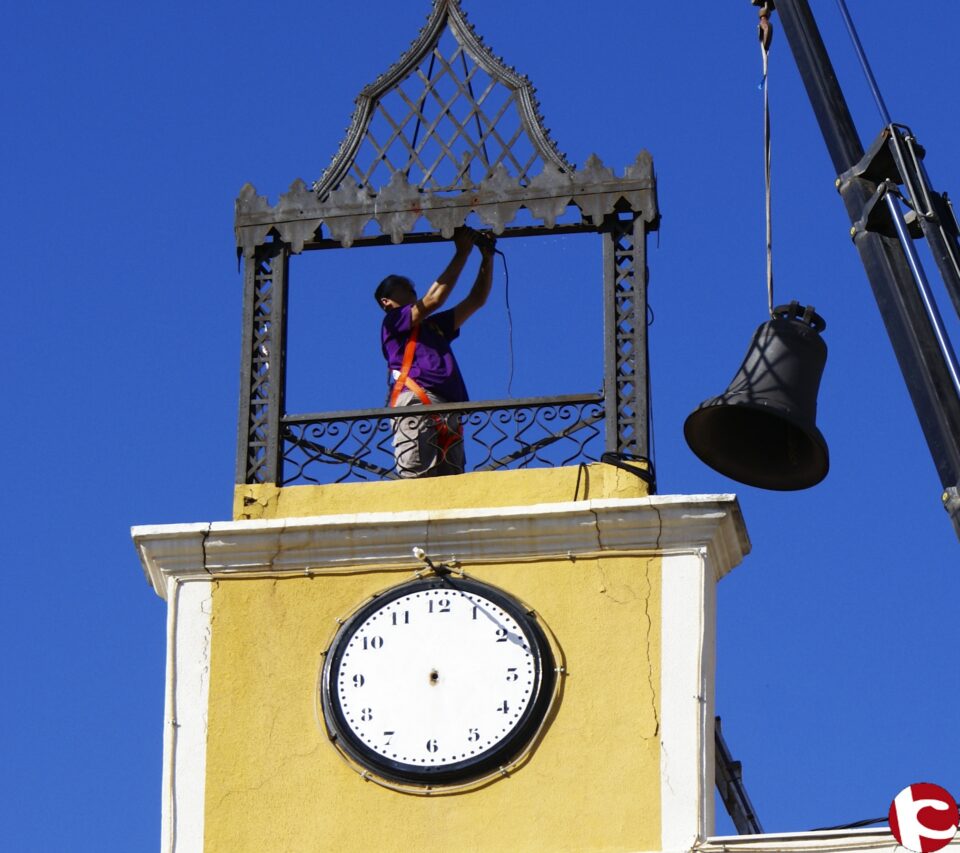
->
xmin=381 ymin=304 xmax=468 ymax=403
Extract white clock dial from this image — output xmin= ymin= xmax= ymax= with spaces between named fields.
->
xmin=321 ymin=576 xmax=555 ymax=786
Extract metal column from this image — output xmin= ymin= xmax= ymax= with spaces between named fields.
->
xmin=602 ymin=214 xmax=651 ymax=464
xmin=235 ymin=241 xmax=289 ymax=485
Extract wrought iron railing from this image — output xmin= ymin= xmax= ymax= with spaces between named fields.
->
xmin=280 ymin=393 xmax=605 ymax=485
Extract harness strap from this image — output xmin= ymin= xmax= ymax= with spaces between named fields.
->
xmin=389 ymin=323 xmax=421 ymax=407
xmin=388 ymin=323 xmax=461 ymax=452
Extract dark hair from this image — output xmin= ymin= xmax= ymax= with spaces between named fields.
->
xmin=374 ymin=274 xmax=414 ymax=308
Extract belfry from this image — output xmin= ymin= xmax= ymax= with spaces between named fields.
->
xmin=133 ymin=2 xmax=751 ymax=850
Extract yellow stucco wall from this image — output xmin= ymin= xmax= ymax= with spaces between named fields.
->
xmin=209 ymin=466 xmax=661 ymax=851
xmin=203 ymin=555 xmax=662 ymax=853
xmin=233 ymin=462 xmax=651 ymax=520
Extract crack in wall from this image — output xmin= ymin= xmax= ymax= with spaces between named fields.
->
xmin=208 ymin=740 xmax=324 ymax=814
xmin=642 ymin=555 xmax=660 ymax=740
xmin=599 ymin=553 xmax=660 ymax=742
xmin=265 ymin=521 xmax=286 ymax=573
xmin=587 ymin=502 xmax=604 ymax=552
xmin=650 ymin=500 xmax=664 ymax=552
xmin=595 ymin=559 xmax=638 ymax=604
xmin=589 ymin=497 xmax=660 ymax=742
xmin=200 ymin=523 xmax=213 ymax=576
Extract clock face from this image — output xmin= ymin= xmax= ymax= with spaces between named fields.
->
xmin=320 ymin=576 xmax=556 ymax=787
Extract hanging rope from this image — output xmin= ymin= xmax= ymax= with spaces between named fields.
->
xmin=759 ymin=2 xmax=775 ymax=317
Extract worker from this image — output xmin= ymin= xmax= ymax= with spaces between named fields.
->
xmin=375 ymin=226 xmax=496 ymax=478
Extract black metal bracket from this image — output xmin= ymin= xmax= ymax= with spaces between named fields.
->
xmin=849 ymin=179 xmax=922 ymax=241
xmin=839 ymin=127 xmax=912 ymax=186
xmin=715 ymin=716 xmax=764 ymax=835
xmin=841 ymin=129 xmax=923 ymax=240
xmin=599 ymin=451 xmax=657 ymax=492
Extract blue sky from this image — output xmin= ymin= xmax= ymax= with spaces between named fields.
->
xmin=4 ymin=1 xmax=959 ymax=849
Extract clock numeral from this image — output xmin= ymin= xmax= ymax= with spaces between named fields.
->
xmin=497 ymin=700 xmax=510 ymax=714
xmin=494 ymin=628 xmax=509 ymax=643
xmin=467 ymin=727 xmax=480 ymax=742
xmin=425 ymin=739 xmax=439 ymax=753
xmin=361 ymin=707 xmax=373 ymax=721
xmin=505 ymin=667 xmax=518 ymax=682
xmin=428 ymin=599 xmax=451 ymax=614
xmin=472 ymin=605 xmax=478 ymax=620
xmin=362 ymin=636 xmax=384 ymax=650
xmin=391 ymin=610 xmax=410 ymax=626
xmin=383 ymin=731 xmax=395 ymax=745
xmin=352 ymin=674 xmax=365 ymax=688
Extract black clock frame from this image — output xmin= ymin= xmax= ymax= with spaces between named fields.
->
xmin=320 ymin=575 xmax=556 ymax=786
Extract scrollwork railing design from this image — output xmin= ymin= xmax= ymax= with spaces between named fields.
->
xmin=280 ymin=393 xmax=604 ymax=485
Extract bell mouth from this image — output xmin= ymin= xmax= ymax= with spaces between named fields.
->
xmin=684 ymin=400 xmax=829 ymax=491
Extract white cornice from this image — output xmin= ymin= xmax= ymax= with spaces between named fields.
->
xmin=132 ymin=494 xmax=750 ymax=600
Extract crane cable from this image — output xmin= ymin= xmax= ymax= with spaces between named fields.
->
xmin=759 ymin=2 xmax=775 ymax=317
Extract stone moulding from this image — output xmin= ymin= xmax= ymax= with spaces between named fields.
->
xmin=131 ymin=494 xmax=750 ymax=600
xmin=235 ymin=151 xmax=658 ymax=256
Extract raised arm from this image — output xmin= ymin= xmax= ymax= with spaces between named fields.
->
xmin=452 ymin=239 xmax=495 ymax=329
xmin=410 ymin=228 xmax=476 ymax=325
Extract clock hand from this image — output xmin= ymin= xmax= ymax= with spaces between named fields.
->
xmin=464 ymin=594 xmax=530 ymax=651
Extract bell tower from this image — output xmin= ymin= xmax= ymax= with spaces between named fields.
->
xmin=133 ymin=2 xmax=749 ymax=851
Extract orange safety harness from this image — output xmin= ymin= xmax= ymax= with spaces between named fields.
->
xmin=388 ymin=323 xmax=462 ymax=454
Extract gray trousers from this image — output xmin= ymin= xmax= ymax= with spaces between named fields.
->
xmin=391 ymin=388 xmax=465 ymax=478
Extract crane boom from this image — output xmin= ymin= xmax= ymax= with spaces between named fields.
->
xmin=763 ymin=0 xmax=960 ymax=540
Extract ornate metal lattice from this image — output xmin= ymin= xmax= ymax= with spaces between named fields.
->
xmin=315 ymin=4 xmax=568 ymax=198
xmin=603 ymin=214 xmax=650 ymax=457
xmin=236 ymin=243 xmax=288 ymax=484
xmin=281 ymin=395 xmax=604 ymax=484
xmin=233 ymin=0 xmax=659 ymax=488
xmin=340 ymin=32 xmax=560 ymax=193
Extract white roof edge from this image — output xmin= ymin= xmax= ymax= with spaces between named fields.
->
xmin=131 ymin=494 xmax=750 ymax=600
xmin=699 ymin=825 xmax=925 ymax=852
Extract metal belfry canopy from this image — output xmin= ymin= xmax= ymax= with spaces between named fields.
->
xmin=233 ymin=0 xmax=658 ymax=487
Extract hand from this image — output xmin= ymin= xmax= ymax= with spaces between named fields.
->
xmin=475 ymin=232 xmax=497 ymax=258
xmin=453 ymin=226 xmax=476 ymax=254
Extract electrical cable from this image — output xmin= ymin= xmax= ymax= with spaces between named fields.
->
xmin=573 ymin=462 xmax=588 ymax=501
xmin=499 ymin=247 xmax=513 ymax=397
xmin=810 ymin=817 xmax=888 ymax=832
xmin=165 ymin=577 xmax=180 ymax=852
xmin=473 ymin=231 xmax=512 ymax=396
xmin=645 ymin=362 xmax=657 ymax=493
xmin=163 ymin=546 xmax=703 ymax=592
xmin=645 ymin=293 xmax=657 ymax=490
xmin=600 ymin=451 xmax=656 ymax=490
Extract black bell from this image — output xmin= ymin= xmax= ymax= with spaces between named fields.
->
xmin=684 ymin=302 xmax=829 ymax=490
